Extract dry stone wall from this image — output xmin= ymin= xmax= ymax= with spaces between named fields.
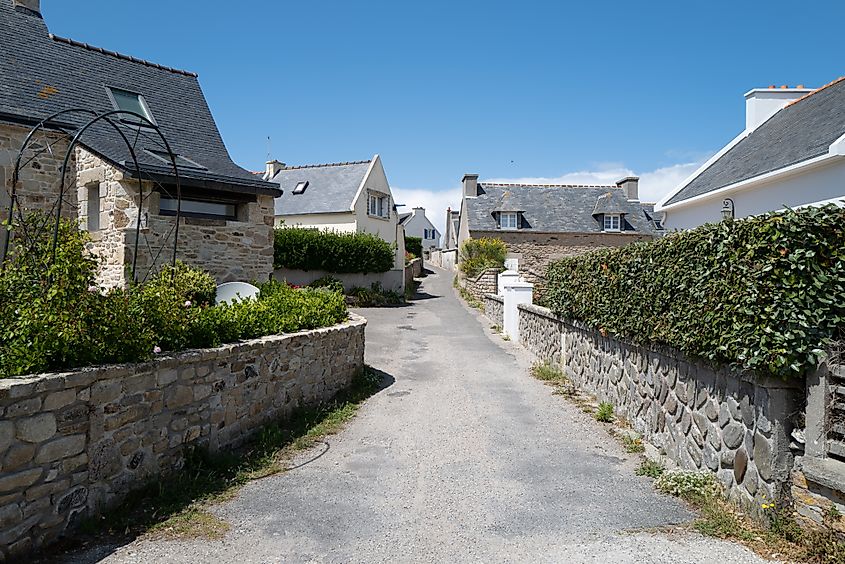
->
xmin=0 ymin=314 xmax=365 ymax=560
xmin=484 ymin=294 xmax=503 ymax=327
xmin=460 ymin=268 xmax=499 ymax=302
xmin=514 ymin=304 xmax=803 ymax=509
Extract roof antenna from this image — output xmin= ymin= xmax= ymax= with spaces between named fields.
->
xmin=266 ymin=136 xmax=272 ymax=161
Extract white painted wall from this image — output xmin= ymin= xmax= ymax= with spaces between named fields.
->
xmin=745 ymin=88 xmax=812 ymax=132
xmin=662 ymin=157 xmax=845 ymax=230
xmin=274 ymin=212 xmax=356 ymax=231
xmin=402 ymin=208 xmax=441 ymax=249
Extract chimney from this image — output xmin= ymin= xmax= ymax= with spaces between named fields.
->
xmin=13 ymin=0 xmax=40 ymax=14
xmin=744 ymin=86 xmax=813 ymax=132
xmin=616 ymin=176 xmax=639 ymax=201
xmin=264 ymin=159 xmax=285 ymax=180
xmin=413 ymin=206 xmax=425 ymax=214
xmin=462 ymin=174 xmax=479 ymax=197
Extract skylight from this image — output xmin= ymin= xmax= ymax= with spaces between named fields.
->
xmin=293 ymin=181 xmax=309 ymax=195
xmin=107 ymin=87 xmax=155 ymax=125
xmin=144 ymin=149 xmax=206 ymax=170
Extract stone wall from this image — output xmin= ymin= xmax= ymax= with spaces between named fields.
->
xmin=0 ymin=314 xmax=366 ymax=560
xmin=484 ymin=294 xmax=503 ymax=327
xmin=515 ymin=304 xmax=803 ymax=509
xmin=273 ymin=268 xmax=405 ymax=293
xmin=404 ymin=258 xmax=422 ymax=292
xmin=517 ymin=303 xmax=563 ymax=363
xmin=460 ymin=268 xmax=500 ymax=302
xmin=470 ymin=230 xmax=655 ymax=292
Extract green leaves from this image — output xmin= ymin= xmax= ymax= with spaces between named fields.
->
xmin=459 ymin=238 xmax=507 ymax=277
xmin=544 ymin=205 xmax=845 ymax=379
xmin=273 ymin=228 xmax=394 ymax=274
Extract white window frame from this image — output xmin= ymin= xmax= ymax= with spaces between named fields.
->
xmin=368 ymin=193 xmax=390 ymax=219
xmin=499 ymin=212 xmax=518 ymax=230
xmin=86 ymin=183 xmax=101 ymax=231
xmin=604 ymin=213 xmax=621 ymax=232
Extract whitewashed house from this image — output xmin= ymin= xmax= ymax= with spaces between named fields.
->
xmin=656 ymin=80 xmax=845 ymax=229
xmin=399 ymin=207 xmax=440 ymax=250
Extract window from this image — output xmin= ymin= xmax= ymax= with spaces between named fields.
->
xmin=368 ymin=193 xmax=389 ymax=218
xmin=499 ymin=212 xmax=518 ymax=229
xmin=144 ymin=149 xmax=206 ymax=170
xmin=604 ymin=214 xmax=621 ymax=231
xmin=159 ymin=197 xmax=237 ymax=220
xmin=424 ymin=228 xmax=432 ymax=239
xmin=293 ymin=181 xmax=309 ymax=195
xmin=107 ymin=87 xmax=155 ymax=126
xmin=86 ymin=184 xmax=101 ymax=231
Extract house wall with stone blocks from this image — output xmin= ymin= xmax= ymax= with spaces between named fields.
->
xmin=0 ymin=314 xmax=366 ymax=560
xmin=512 ymin=303 xmax=804 ymax=511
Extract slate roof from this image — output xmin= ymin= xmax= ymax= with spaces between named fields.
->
xmin=0 ymin=4 xmax=278 ymax=196
xmin=270 ymin=161 xmax=371 ymax=216
xmin=665 ymin=78 xmax=845 ymax=206
xmin=466 ymin=183 xmax=661 ymax=234
xmin=398 ymin=212 xmax=412 ymax=224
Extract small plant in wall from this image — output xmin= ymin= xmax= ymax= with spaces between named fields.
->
xmin=635 ymin=459 xmax=665 ymax=479
xmin=594 ymin=402 xmax=614 ymax=423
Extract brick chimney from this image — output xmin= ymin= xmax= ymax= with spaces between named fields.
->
xmin=264 ymin=160 xmax=285 ymax=181
xmin=462 ymin=174 xmax=479 ymax=197
xmin=616 ymin=176 xmax=639 ymax=201
xmin=13 ymin=0 xmax=40 ymax=14
xmin=744 ymin=85 xmax=813 ymax=132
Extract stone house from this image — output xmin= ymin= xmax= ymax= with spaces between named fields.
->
xmin=0 ymin=0 xmax=281 ymax=287
xmin=656 ymin=79 xmax=845 ymax=229
xmin=399 ymin=207 xmax=440 ymax=250
xmin=265 ymin=154 xmax=405 ymax=274
xmin=456 ymin=174 xmax=664 ymax=286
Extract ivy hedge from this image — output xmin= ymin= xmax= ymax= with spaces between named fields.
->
xmin=274 ymin=228 xmax=394 ymax=274
xmin=544 ymin=205 xmax=845 ymax=378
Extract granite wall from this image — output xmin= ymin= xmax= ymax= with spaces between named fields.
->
xmin=460 ymin=268 xmax=500 ymax=303
xmin=0 ymin=314 xmax=366 ymax=560
xmin=484 ymin=294 xmax=503 ymax=327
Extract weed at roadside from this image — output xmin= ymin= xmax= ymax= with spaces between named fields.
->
xmin=635 ymin=459 xmax=665 ymax=479
xmin=595 ymin=402 xmax=614 ymax=422
xmin=621 ymin=434 xmax=645 ymax=453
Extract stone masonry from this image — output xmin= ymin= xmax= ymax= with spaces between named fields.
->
xmin=0 ymin=314 xmax=365 ymax=560
xmin=511 ymin=303 xmax=804 ymax=511
xmin=460 ymin=268 xmax=499 ymax=303
xmin=484 ymin=294 xmax=503 ymax=327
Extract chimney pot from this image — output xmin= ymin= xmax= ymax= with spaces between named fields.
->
xmin=264 ymin=160 xmax=285 ymax=180
xmin=616 ymin=176 xmax=639 ymax=201
xmin=462 ymin=174 xmax=479 ymax=198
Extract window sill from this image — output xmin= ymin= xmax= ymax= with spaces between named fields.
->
xmin=367 ymin=214 xmax=391 ymax=221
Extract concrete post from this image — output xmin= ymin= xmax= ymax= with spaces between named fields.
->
xmin=503 ymin=280 xmax=533 ymax=341
xmin=498 ymin=269 xmax=520 ymax=296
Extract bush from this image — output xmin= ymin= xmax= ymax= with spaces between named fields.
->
xmin=405 ymin=236 xmax=422 ymax=259
xmin=544 ymin=205 xmax=845 ymax=378
xmin=459 ymin=238 xmax=506 ymax=278
xmin=0 ymin=217 xmax=348 ymax=377
xmin=274 ymin=228 xmax=394 ymax=274
xmin=308 ymin=275 xmax=344 ymax=294
xmin=347 ymin=282 xmax=404 ymax=307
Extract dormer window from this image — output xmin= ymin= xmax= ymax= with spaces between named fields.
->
xmin=293 ymin=181 xmax=309 ymax=194
xmin=499 ymin=212 xmax=518 ymax=229
xmin=603 ymin=213 xmax=621 ymax=232
xmin=107 ymin=87 xmax=155 ymax=126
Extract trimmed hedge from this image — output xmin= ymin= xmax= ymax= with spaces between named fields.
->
xmin=405 ymin=236 xmax=422 ymax=259
xmin=459 ymin=238 xmax=507 ymax=277
xmin=274 ymin=228 xmax=394 ymax=274
xmin=545 ymin=205 xmax=845 ymax=378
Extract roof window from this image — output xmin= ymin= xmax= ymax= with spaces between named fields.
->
xmin=107 ymin=87 xmax=155 ymax=126
xmin=293 ymin=181 xmax=309 ymax=195
xmin=144 ymin=149 xmax=206 ymax=170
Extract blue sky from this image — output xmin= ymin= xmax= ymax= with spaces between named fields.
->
xmin=43 ymin=1 xmax=845 ymax=233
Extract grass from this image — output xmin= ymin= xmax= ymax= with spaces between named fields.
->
xmin=621 ymin=434 xmax=645 ymax=453
xmin=457 ymin=285 xmax=484 ymax=311
xmin=594 ymin=401 xmax=614 ymax=422
xmin=78 ymin=367 xmax=383 ymax=542
xmin=635 ymin=458 xmax=665 ymax=479
xmin=530 ymin=362 xmax=576 ymax=396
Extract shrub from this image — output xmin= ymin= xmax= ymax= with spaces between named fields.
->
xmin=347 ymin=282 xmax=403 ymax=307
xmin=595 ymin=402 xmax=614 ymax=422
xmin=308 ymin=275 xmax=344 ymax=294
xmin=544 ymin=205 xmax=845 ymax=378
xmin=459 ymin=238 xmax=507 ymax=278
xmin=144 ymin=261 xmax=217 ymax=306
xmin=405 ymin=236 xmax=422 ymax=259
xmin=274 ymin=228 xmax=394 ymax=274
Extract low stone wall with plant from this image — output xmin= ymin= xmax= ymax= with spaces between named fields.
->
xmin=483 ymin=294 xmax=503 ymax=327
xmin=0 ymin=314 xmax=366 ymax=560
xmin=460 ymin=268 xmax=500 ymax=303
xmin=517 ymin=304 xmax=803 ymax=510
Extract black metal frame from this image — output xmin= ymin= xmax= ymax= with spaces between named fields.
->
xmin=1 ymin=108 xmax=183 ymax=284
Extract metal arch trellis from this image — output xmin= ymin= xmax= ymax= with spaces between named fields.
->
xmin=1 ymin=107 xmax=184 ymax=285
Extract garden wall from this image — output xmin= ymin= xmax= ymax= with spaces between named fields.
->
xmin=514 ymin=304 xmax=804 ymax=510
xmin=483 ymin=294 xmax=503 ymax=327
xmin=0 ymin=314 xmax=366 ymax=560
xmin=460 ymin=268 xmax=499 ymax=302
xmin=272 ymin=267 xmax=404 ymax=293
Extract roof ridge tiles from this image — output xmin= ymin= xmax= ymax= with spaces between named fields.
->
xmin=785 ymin=76 xmax=845 ymax=108
xmin=480 ymin=182 xmax=618 ymax=188
xmin=49 ymin=34 xmax=198 ymax=77
xmin=281 ymin=160 xmax=372 ymax=170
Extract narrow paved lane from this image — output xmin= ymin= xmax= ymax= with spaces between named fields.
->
xmin=68 ymin=268 xmax=768 ymax=563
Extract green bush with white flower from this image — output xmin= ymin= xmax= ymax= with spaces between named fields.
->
xmin=0 ymin=215 xmax=347 ymax=377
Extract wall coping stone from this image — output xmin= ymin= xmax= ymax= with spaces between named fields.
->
xmin=0 ymin=313 xmax=367 ymax=395
xmin=798 ymin=456 xmax=845 ymax=493
xmin=473 ymin=268 xmax=501 ymax=283
xmin=485 ymin=294 xmax=503 ymax=303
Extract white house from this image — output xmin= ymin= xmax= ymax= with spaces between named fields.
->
xmin=265 ymin=154 xmax=406 ymax=286
xmin=655 ymin=79 xmax=845 ymax=229
xmin=399 ymin=207 xmax=441 ymax=250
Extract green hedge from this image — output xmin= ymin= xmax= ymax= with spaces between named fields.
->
xmin=274 ymin=228 xmax=394 ymax=274
xmin=405 ymin=236 xmax=422 ymax=258
xmin=459 ymin=238 xmax=507 ymax=278
xmin=0 ymin=217 xmax=348 ymax=377
xmin=544 ymin=205 xmax=845 ymax=378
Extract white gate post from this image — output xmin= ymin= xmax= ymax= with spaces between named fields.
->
xmin=503 ymin=281 xmax=533 ymax=342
